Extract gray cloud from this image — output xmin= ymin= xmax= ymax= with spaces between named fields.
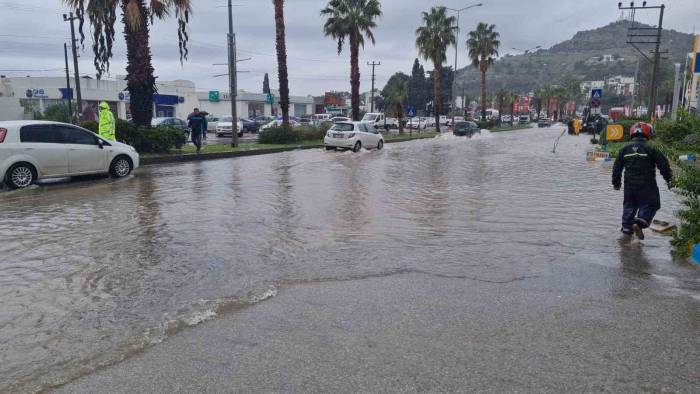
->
xmin=0 ymin=0 xmax=697 ymax=95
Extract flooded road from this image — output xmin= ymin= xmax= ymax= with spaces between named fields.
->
xmin=1 ymin=127 xmax=698 ymax=392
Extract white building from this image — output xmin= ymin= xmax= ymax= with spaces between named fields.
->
xmin=580 ymin=80 xmax=605 ymax=94
xmin=606 ymin=75 xmax=635 ymax=96
xmin=196 ymin=89 xmax=313 ymax=119
xmin=0 ymin=75 xmax=198 ymax=121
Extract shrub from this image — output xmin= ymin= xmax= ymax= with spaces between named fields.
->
xmin=37 ymin=103 xmax=71 ymax=123
xmin=671 ymin=164 xmax=700 ymax=257
xmin=80 ymin=120 xmax=98 ymax=133
xmin=115 ymin=119 xmax=139 ymax=146
xmin=478 ymin=119 xmax=496 ymax=129
xmin=133 ymin=126 xmax=186 ymax=153
xmin=258 ymin=125 xmax=327 ymax=145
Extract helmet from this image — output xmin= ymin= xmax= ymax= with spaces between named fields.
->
xmin=630 ymin=122 xmax=653 ymax=139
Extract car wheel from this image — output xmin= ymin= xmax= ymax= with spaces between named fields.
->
xmin=377 ymin=140 xmax=384 ymax=150
xmin=5 ymin=162 xmax=36 ymax=189
xmin=352 ymin=141 xmax=362 ymax=153
xmin=110 ymin=156 xmax=133 ymax=178
xmin=325 ymin=146 xmax=336 ymax=151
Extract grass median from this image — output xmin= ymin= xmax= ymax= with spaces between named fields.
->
xmin=488 ymin=124 xmax=534 ymax=132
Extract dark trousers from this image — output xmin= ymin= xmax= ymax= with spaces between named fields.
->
xmin=621 ymin=185 xmax=661 ymax=234
xmin=192 ymin=131 xmax=203 ymax=151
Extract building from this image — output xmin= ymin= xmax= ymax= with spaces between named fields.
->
xmin=0 ymin=75 xmax=198 ymax=121
xmin=580 ymin=80 xmax=605 ymax=95
xmin=606 ymin=75 xmax=635 ymax=96
xmin=323 ymin=91 xmax=349 ymax=115
xmin=196 ymin=89 xmax=313 ymax=119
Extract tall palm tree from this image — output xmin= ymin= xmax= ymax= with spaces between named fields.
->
xmin=467 ymin=22 xmax=500 ymax=121
xmin=415 ymin=7 xmax=455 ymax=133
xmin=386 ymin=78 xmax=408 ymax=134
xmin=273 ymin=0 xmax=290 ymax=128
xmin=321 ymin=0 xmax=382 ymax=121
xmin=64 ymin=0 xmax=192 ymax=127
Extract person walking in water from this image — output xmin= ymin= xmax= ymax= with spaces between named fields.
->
xmin=98 ymin=101 xmax=116 ymax=141
xmin=612 ymin=122 xmax=673 ymax=240
xmin=187 ymin=108 xmax=207 ymax=153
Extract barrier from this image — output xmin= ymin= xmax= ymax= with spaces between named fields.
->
xmin=586 ymin=151 xmax=611 ymax=161
xmin=679 ymin=154 xmax=697 ymax=162
xmin=606 ymin=125 xmax=625 ymax=142
xmin=693 ymin=244 xmax=700 ymax=266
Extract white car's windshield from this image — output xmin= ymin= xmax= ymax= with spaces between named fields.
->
xmin=330 ymin=123 xmax=354 ymax=132
xmin=220 ymin=116 xmax=234 ymax=123
xmin=362 ymin=114 xmax=378 ymax=122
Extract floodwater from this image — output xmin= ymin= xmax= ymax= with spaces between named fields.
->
xmin=1 ymin=127 xmax=698 ymax=392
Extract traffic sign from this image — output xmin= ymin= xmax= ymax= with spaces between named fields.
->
xmin=209 ymin=91 xmax=220 ymax=102
xmin=591 ymin=88 xmax=603 ymax=99
xmin=266 ymin=93 xmax=276 ymax=105
xmin=406 ymin=106 xmax=416 ymax=117
xmin=591 ymin=98 xmax=602 ymax=108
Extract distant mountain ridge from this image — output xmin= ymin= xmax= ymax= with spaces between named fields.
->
xmin=454 ymin=20 xmax=694 ymax=98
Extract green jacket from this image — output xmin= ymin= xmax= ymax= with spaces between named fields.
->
xmin=612 ymin=138 xmax=672 ymax=189
xmin=98 ymin=105 xmax=116 ymax=141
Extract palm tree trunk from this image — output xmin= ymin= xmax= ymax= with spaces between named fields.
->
xmin=274 ymin=0 xmax=290 ymax=128
xmin=123 ymin=0 xmax=155 ymax=127
xmin=434 ymin=63 xmax=441 ymax=133
xmin=480 ymin=63 xmax=487 ymax=121
xmin=498 ymin=98 xmax=503 ymax=126
xmin=397 ymin=101 xmax=404 ymax=134
xmin=349 ymin=30 xmax=360 ymax=121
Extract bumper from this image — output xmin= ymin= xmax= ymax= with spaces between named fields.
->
xmin=132 ymin=153 xmax=140 ymax=170
xmin=324 ymin=136 xmax=358 ymax=148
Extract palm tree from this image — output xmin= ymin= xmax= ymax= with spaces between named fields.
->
xmin=415 ymin=7 xmax=456 ymax=133
xmin=273 ymin=0 xmax=290 ymax=128
xmin=64 ymin=0 xmax=192 ymax=127
xmin=496 ymin=88 xmax=507 ymax=125
xmin=467 ymin=22 xmax=500 ymax=121
xmin=386 ymin=78 xmax=408 ymax=134
xmin=321 ymin=0 xmax=382 ymax=121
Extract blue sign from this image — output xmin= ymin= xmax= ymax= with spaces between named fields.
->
xmin=591 ymin=88 xmax=603 ymax=99
xmin=695 ymin=54 xmax=700 ymax=73
xmin=59 ymin=88 xmax=73 ymax=100
xmin=406 ymin=106 xmax=416 ymax=117
xmin=693 ymin=244 xmax=700 ymax=266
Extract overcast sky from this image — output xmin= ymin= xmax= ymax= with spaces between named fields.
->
xmin=0 ymin=0 xmax=698 ymax=96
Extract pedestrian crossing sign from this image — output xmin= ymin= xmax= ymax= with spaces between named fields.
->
xmin=591 ymin=89 xmax=603 ymax=99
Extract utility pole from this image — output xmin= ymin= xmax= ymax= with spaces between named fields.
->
xmin=618 ymin=2 xmax=666 ymax=122
xmin=446 ymin=3 xmax=483 ymax=124
xmin=671 ymin=63 xmax=681 ymax=120
xmin=228 ymin=0 xmax=239 ymax=147
xmin=367 ymin=61 xmax=380 ymax=113
xmin=63 ymin=43 xmax=73 ymax=124
xmin=63 ymin=13 xmax=82 ymax=121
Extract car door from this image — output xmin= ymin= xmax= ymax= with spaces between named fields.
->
xmin=56 ymin=125 xmax=108 ymax=174
xmin=18 ymin=124 xmax=69 ymax=176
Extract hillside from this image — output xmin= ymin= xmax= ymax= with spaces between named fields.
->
xmin=455 ymin=20 xmax=694 ymax=98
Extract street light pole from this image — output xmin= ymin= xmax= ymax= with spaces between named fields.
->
xmin=228 ymin=0 xmax=239 ymax=147
xmin=446 ymin=3 xmax=482 ymax=126
xmin=63 ymin=42 xmax=73 ymax=124
xmin=63 ymin=13 xmax=82 ymax=121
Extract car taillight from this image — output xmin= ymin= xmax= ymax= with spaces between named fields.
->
xmin=0 ymin=128 xmax=6 ymax=143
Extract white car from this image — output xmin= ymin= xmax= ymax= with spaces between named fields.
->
xmin=446 ymin=116 xmax=465 ymax=127
xmin=0 ymin=120 xmax=139 ymax=189
xmin=330 ymin=116 xmax=351 ymax=124
xmin=422 ymin=117 xmax=436 ymax=127
xmin=324 ymin=121 xmax=384 ymax=152
xmin=260 ymin=119 xmax=299 ymax=130
xmin=406 ymin=117 xmax=427 ymax=130
xmin=501 ymin=115 xmax=512 ymax=124
xmin=215 ymin=116 xmax=244 ymax=138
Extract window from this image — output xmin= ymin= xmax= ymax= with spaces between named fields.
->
xmin=56 ymin=126 xmax=98 ymax=145
xmin=358 ymin=124 xmax=368 ymax=133
xmin=330 ymin=123 xmax=354 ymax=132
xmin=20 ymin=125 xmax=59 ymax=143
xmin=366 ymin=124 xmax=378 ymax=134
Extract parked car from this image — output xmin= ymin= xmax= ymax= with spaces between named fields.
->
xmin=215 ymin=116 xmax=244 ymax=138
xmin=537 ymin=117 xmax=552 ymax=128
xmin=501 ymin=115 xmax=513 ymax=124
xmin=439 ymin=115 xmax=449 ymax=126
xmin=446 ymin=116 xmax=465 ymax=127
xmin=253 ymin=116 xmax=274 ymax=125
xmin=422 ymin=117 xmax=436 ymax=128
xmin=311 ymin=114 xmax=332 ymax=125
xmin=239 ymin=118 xmax=260 ymax=133
xmin=0 ymin=121 xmax=139 ymax=189
xmin=518 ymin=114 xmax=531 ymax=125
xmin=406 ymin=117 xmax=428 ymax=130
xmin=260 ymin=119 xmax=299 ymax=130
xmin=360 ymin=113 xmax=399 ymax=130
xmin=324 ymin=121 xmax=384 ymax=152
xmin=206 ymin=115 xmax=220 ymax=132
xmin=151 ymin=117 xmax=191 ymax=141
xmin=453 ymin=121 xmax=480 ymax=137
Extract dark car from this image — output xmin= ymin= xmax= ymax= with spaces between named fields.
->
xmin=240 ymin=118 xmax=260 ymax=133
xmin=151 ymin=117 xmax=191 ymax=141
xmin=253 ymin=116 xmax=273 ymax=126
xmin=453 ymin=121 xmax=480 ymax=137
xmin=537 ymin=118 xmax=551 ymax=128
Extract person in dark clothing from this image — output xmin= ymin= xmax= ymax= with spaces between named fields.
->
xmin=567 ymin=118 xmax=575 ymax=135
xmin=612 ymin=122 xmax=673 ymax=240
xmin=187 ymin=108 xmax=207 ymax=152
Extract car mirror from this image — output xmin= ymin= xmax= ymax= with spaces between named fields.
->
xmin=97 ymin=139 xmax=104 ymax=149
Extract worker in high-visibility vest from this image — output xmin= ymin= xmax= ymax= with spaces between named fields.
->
xmin=98 ymin=101 xmax=116 ymax=141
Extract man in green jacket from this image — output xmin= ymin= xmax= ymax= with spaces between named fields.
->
xmin=98 ymin=101 xmax=116 ymax=141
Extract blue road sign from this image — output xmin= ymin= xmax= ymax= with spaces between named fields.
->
xmin=406 ymin=106 xmax=416 ymax=117
xmin=591 ymin=88 xmax=603 ymax=99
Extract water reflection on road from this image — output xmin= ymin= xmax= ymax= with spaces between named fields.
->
xmin=1 ymin=127 xmax=698 ymax=392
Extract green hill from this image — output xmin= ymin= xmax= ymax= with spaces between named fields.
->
xmin=455 ymin=20 xmax=695 ymax=100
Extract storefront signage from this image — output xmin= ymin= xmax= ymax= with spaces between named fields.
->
xmin=25 ymin=88 xmax=49 ymax=99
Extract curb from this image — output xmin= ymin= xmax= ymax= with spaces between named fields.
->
xmin=140 ymin=135 xmax=437 ymax=166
